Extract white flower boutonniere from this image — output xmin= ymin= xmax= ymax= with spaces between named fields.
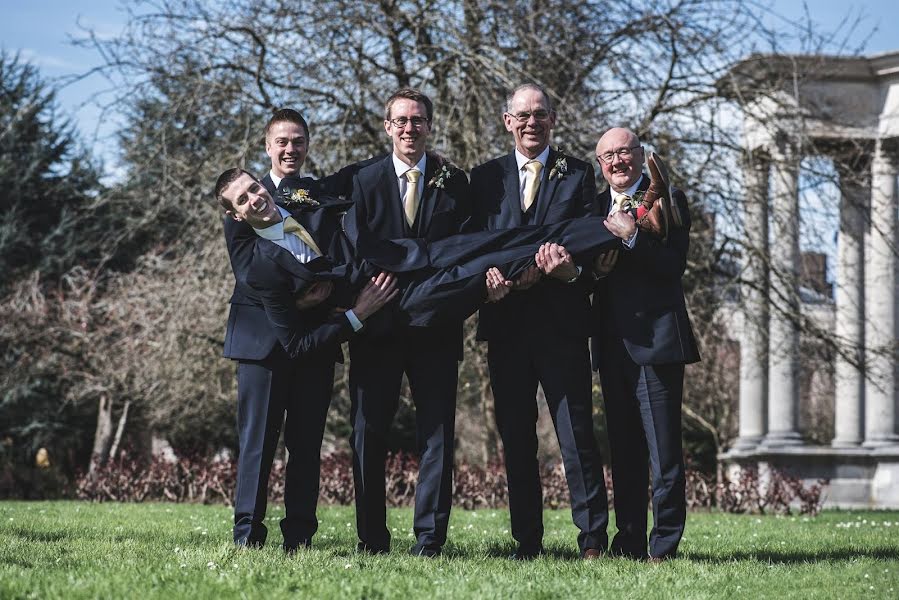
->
xmin=428 ymin=162 xmax=459 ymax=189
xmin=280 ymin=186 xmax=320 ymax=208
xmin=548 ymin=149 xmax=568 ymax=181
xmin=622 ymin=190 xmax=646 ymax=213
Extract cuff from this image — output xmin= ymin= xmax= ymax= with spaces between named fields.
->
xmin=565 ymin=265 xmax=583 ymax=284
xmin=345 ymin=309 xmax=364 ymax=332
xmin=622 ymin=229 xmax=638 ymax=250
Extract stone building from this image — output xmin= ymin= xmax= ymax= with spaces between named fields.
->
xmin=716 ymin=51 xmax=899 ymax=508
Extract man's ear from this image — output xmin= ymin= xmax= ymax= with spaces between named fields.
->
xmin=225 ymin=210 xmax=241 ymax=222
xmin=502 ymin=113 xmax=514 ymax=133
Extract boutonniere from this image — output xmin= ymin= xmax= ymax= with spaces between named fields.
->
xmin=427 ymin=154 xmax=460 ymax=189
xmin=619 ymin=190 xmax=646 ymax=212
xmin=548 ymin=148 xmax=568 ymax=181
xmin=280 ymin=186 xmax=320 ymax=208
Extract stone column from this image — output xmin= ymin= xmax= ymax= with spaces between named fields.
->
xmin=735 ymin=153 xmax=769 ymax=449
xmin=864 ymin=140 xmax=899 ymax=447
xmin=832 ymin=158 xmax=867 ymax=447
xmin=763 ymin=144 xmax=803 ymax=446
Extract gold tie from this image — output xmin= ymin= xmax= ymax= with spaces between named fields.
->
xmin=404 ymin=169 xmax=422 ymax=227
xmin=613 ymin=193 xmax=631 ymax=215
xmin=522 ymin=160 xmax=543 ymax=212
xmin=283 ymin=216 xmax=322 ymax=257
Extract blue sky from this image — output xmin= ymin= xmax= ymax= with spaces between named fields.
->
xmin=1 ymin=0 xmax=898 ymax=176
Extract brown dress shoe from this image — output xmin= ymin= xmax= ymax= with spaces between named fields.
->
xmin=582 ymin=548 xmax=604 ymax=560
xmin=635 ymin=151 xmax=671 ymax=242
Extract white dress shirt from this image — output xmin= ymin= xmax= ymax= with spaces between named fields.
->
xmin=608 ymin=175 xmax=642 ymax=249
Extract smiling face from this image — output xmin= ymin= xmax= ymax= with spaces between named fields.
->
xmin=265 ymin=120 xmax=308 ymax=178
xmin=503 ymin=87 xmax=556 ymax=159
xmin=596 ymin=128 xmax=644 ymax=192
xmin=385 ymin=98 xmax=431 ymax=166
xmin=222 ymin=172 xmax=282 ymax=228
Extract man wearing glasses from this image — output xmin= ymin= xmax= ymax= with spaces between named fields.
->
xmin=591 ymin=127 xmax=699 ymax=562
xmin=469 ymin=83 xmax=610 ymax=560
xmin=346 ymin=88 xmax=471 ymax=558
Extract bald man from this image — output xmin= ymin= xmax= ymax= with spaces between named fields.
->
xmin=591 ymin=127 xmax=700 ymax=562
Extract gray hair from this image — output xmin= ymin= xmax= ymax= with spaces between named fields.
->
xmin=505 ymin=83 xmax=554 ymax=114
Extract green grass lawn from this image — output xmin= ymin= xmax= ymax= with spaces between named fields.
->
xmin=2 ymin=502 xmax=898 ymax=599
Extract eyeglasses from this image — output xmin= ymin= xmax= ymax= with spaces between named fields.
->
xmin=506 ymin=109 xmax=552 ymax=123
xmin=388 ymin=116 xmax=429 ymax=129
xmin=596 ymin=145 xmax=642 ymax=164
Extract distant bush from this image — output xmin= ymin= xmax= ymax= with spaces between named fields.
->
xmin=75 ymin=452 xmax=825 ymax=515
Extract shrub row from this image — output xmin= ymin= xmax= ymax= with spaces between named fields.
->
xmin=75 ymin=452 xmax=825 ymax=515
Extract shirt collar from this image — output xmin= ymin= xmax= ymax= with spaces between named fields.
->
xmin=392 ymin=153 xmax=427 ymax=179
xmin=253 ymin=205 xmax=290 ymax=241
xmin=268 ymin=170 xmax=282 ymax=190
xmin=269 ymin=170 xmax=312 ymax=190
xmin=514 ymin=145 xmax=551 ymax=171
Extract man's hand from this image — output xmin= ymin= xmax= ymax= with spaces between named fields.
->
xmin=352 ymin=272 xmax=398 ymax=320
xmin=512 ymin=264 xmax=542 ymax=290
xmin=485 ymin=267 xmax=512 ymax=303
xmin=592 ymin=249 xmax=619 ymax=279
xmin=604 ymin=210 xmax=637 ymax=241
xmin=535 ymin=242 xmax=578 ymax=281
xmin=295 ymin=281 xmax=334 ymax=310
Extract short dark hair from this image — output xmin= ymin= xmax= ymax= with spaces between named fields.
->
xmin=215 ymin=168 xmax=257 ymax=211
xmin=384 ymin=88 xmax=433 ymax=123
xmin=264 ymin=108 xmax=310 ymax=140
xmin=505 ymin=83 xmax=554 ymax=114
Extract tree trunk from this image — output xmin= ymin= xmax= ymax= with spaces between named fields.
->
xmin=108 ymin=400 xmax=131 ymax=460
xmin=89 ymin=394 xmax=113 ymax=474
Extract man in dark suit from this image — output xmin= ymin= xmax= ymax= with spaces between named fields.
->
xmin=591 ymin=127 xmax=700 ymax=561
xmin=219 ymin=107 xmax=385 ymax=552
xmin=346 ymin=88 xmax=470 ymax=558
xmin=219 ymin=166 xmax=396 ymax=552
xmin=469 ymin=83 xmax=610 ymax=560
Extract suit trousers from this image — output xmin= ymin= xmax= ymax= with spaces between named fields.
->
xmin=349 ymin=333 xmax=459 ymax=552
xmin=598 ymin=333 xmax=686 ymax=559
xmin=487 ymin=334 xmax=609 ymax=554
xmin=233 ymin=350 xmax=335 ymax=549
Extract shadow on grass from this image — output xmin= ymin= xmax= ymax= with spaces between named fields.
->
xmin=687 ymin=548 xmax=899 ymax=564
xmin=5 ymin=525 xmax=203 ymax=547
xmin=473 ymin=541 xmax=581 ymax=561
xmin=6 ymin=528 xmax=68 ymax=543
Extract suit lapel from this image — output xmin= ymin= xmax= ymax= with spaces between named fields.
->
xmin=417 ymin=155 xmax=440 ymax=236
xmin=262 ymin=173 xmax=277 ymax=197
xmin=377 ymin=156 xmax=405 ymax=233
xmin=502 ymin=153 xmax=523 ymax=227
xmin=534 ymin=148 xmax=559 ymax=225
xmin=597 ymin=189 xmax=612 ymax=216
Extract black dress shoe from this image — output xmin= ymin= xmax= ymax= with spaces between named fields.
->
xmin=410 ymin=543 xmax=441 ymax=558
xmin=357 ymin=542 xmax=390 ymax=555
xmin=510 ymin=545 xmax=544 ymax=560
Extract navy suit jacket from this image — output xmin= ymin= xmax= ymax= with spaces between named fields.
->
xmin=348 ymin=153 xmax=471 ymax=352
xmin=470 ymin=149 xmax=597 ymax=341
xmin=590 ymin=176 xmax=700 ymax=367
xmin=222 ymin=178 xmax=354 ymax=362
